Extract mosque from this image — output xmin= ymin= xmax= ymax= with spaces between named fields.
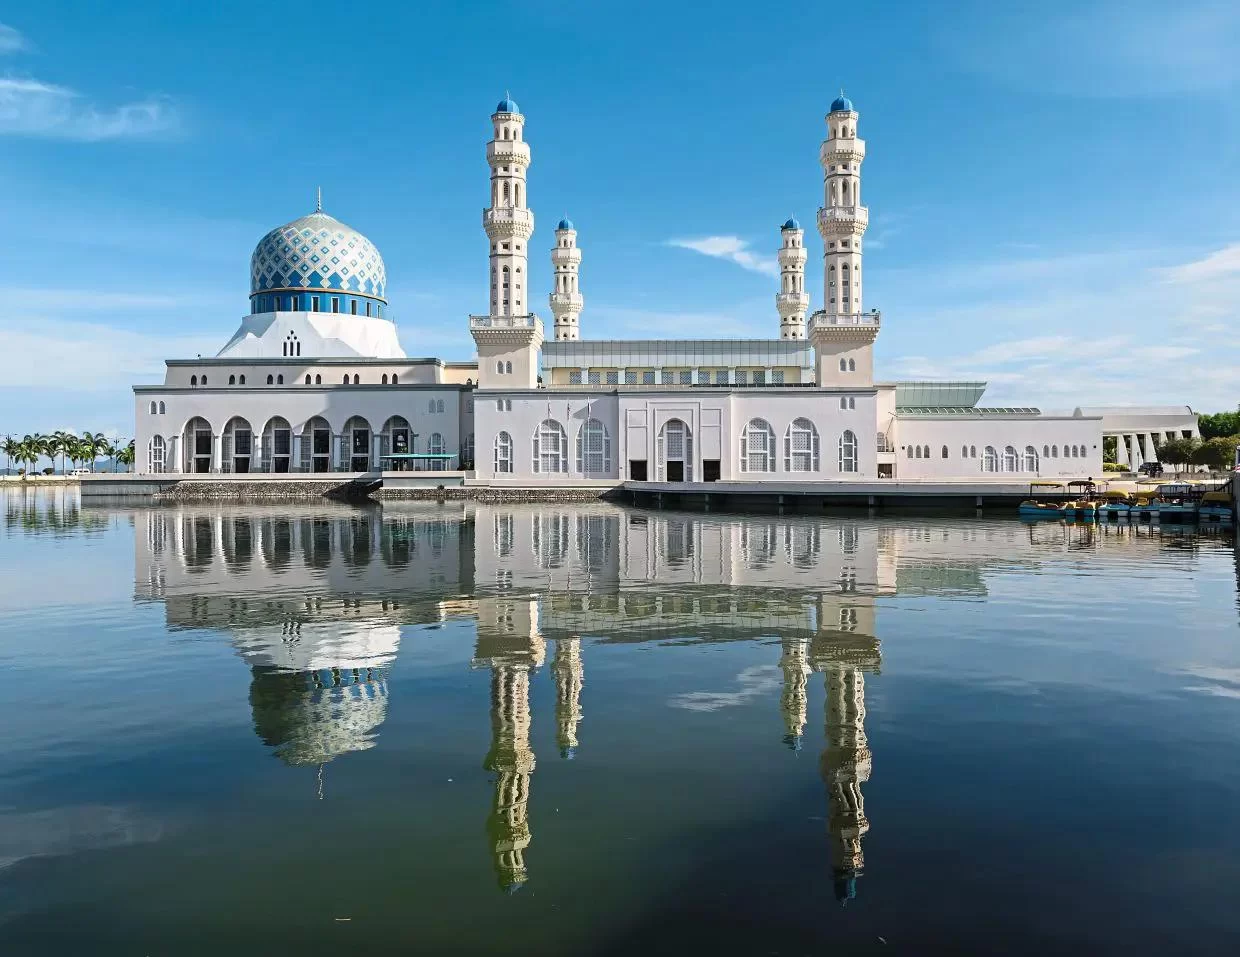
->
xmin=133 ymin=95 xmax=1198 ymax=483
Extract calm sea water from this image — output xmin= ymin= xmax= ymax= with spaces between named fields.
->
xmin=2 ymin=487 xmax=1239 ymax=955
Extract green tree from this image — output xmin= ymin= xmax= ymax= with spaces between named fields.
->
xmin=16 ymin=436 xmax=41 ymax=475
xmin=1158 ymin=436 xmax=1198 ymax=472
xmin=2 ymin=435 xmax=17 ymax=476
xmin=1190 ymin=435 xmax=1239 ymax=471
xmin=51 ymin=430 xmax=75 ymax=474
xmin=1199 ymin=411 xmax=1240 ymax=440
xmin=117 ymin=439 xmax=135 ymax=472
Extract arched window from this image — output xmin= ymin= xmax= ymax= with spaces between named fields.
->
xmin=838 ymin=430 xmax=858 ymax=473
xmin=970 ymin=445 xmax=977 ymax=458
xmin=839 ymin=358 xmax=847 ymax=372
xmin=315 ymin=375 xmax=321 ymax=385
xmin=576 ymin=418 xmax=612 ymax=474
xmin=849 ymin=397 xmax=856 ymax=410
xmin=840 ymin=397 xmax=848 ymax=410
xmin=784 ymin=418 xmax=819 ymax=472
xmin=502 ymin=181 xmax=510 ymax=203
xmin=277 ymin=375 xmax=283 ymax=385
xmin=961 ymin=445 xmax=968 ymax=458
xmin=739 ymin=418 xmax=776 ymax=472
xmin=532 ymin=419 xmax=568 ymax=473
xmin=158 ymin=401 xmax=165 ymax=414
xmin=229 ymin=375 xmax=236 ymax=385
xmin=1051 ymin=445 xmax=1058 ymax=458
xmin=907 ymin=446 xmax=914 ymax=459
xmin=427 ymin=432 xmax=446 ymax=471
xmin=381 ymin=374 xmax=388 ymax=385
xmin=437 ymin=399 xmax=445 ymax=413
xmin=392 ymin=374 xmax=398 ymax=385
xmin=848 ymin=358 xmax=856 ymax=372
xmin=428 ymin=399 xmax=436 ymax=414
xmin=149 ymin=401 xmax=157 ymax=414
xmin=190 ymin=375 xmax=198 ymax=387
xmin=657 ymin=418 xmax=693 ymax=481
xmin=147 ymin=435 xmax=166 ymax=473
xmin=353 ymin=375 xmax=360 ymax=385
xmin=305 ymin=374 xmax=311 ymax=384
xmin=267 ymin=375 xmax=274 ymax=385
xmin=497 ymin=361 xmax=505 ymax=374
xmin=942 ymin=445 xmax=949 ymax=458
xmin=983 ymin=446 xmax=998 ymax=472
xmin=505 ymin=361 xmax=512 ymax=374
xmin=1024 ymin=446 xmax=1038 ymax=471
xmin=915 ymin=445 xmax=922 ymax=459
xmin=343 ymin=374 xmax=350 ymax=384
xmin=1043 ymin=445 xmax=1050 ymax=457
xmin=201 ymin=376 xmax=207 ymax=386
xmin=494 ymin=431 xmax=513 ymax=473
xmin=514 ymin=182 xmax=521 ymax=206
xmin=1003 ymin=445 xmax=1018 ymax=472
xmin=239 ymin=375 xmax=245 ymax=385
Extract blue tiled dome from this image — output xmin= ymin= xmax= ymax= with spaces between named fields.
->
xmin=250 ymin=210 xmax=387 ymax=303
xmin=782 ymin=216 xmax=800 ymax=230
xmin=830 ymin=94 xmax=855 ymax=113
xmin=495 ymin=95 xmax=520 ymax=114
xmin=557 ymin=217 xmax=574 ymax=230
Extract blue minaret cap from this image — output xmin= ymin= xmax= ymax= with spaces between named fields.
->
xmin=557 ymin=216 xmax=574 ymax=231
xmin=830 ymin=92 xmax=855 ymax=113
xmin=782 ymin=216 xmax=800 ymax=231
xmin=496 ymin=92 xmax=520 ymax=114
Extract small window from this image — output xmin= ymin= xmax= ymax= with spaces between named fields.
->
xmin=382 ymin=374 xmax=388 ymax=385
xmin=505 ymin=361 xmax=512 ymax=374
xmin=201 ymin=376 xmax=207 ymax=386
xmin=351 ymin=300 xmax=358 ymax=315
xmin=277 ymin=374 xmax=283 ymax=385
xmin=331 ymin=297 xmax=339 ymax=313
xmin=353 ymin=374 xmax=359 ymax=385
xmin=942 ymin=445 xmax=949 ymax=458
xmin=365 ymin=301 xmax=372 ymax=317
xmin=848 ymin=359 xmax=856 ymax=372
xmin=840 ymin=397 xmax=847 ymax=410
xmin=970 ymin=445 xmax=977 ymax=458
xmin=343 ymin=374 xmax=350 ymax=384
xmin=239 ymin=375 xmax=245 ymax=385
xmin=150 ymin=401 xmax=157 ymax=414
xmin=158 ymin=401 xmax=165 ymax=414
xmin=305 ymin=374 xmax=312 ymax=384
xmin=267 ymin=375 xmax=274 ymax=385
xmin=315 ymin=374 xmax=321 ymax=384
xmin=839 ymin=358 xmax=847 ymax=372
xmin=311 ymin=297 xmax=320 ymax=312
xmin=907 ymin=446 xmax=914 ymax=458
xmin=229 ymin=375 xmax=236 ymax=385
xmin=849 ymin=397 xmax=856 ymax=410
xmin=496 ymin=361 xmax=504 ymax=374
xmin=915 ymin=446 xmax=922 ymax=459
xmin=392 ymin=374 xmax=398 ymax=385
xmin=962 ymin=445 xmax=968 ymax=458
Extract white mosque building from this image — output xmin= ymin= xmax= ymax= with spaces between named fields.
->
xmin=133 ymin=94 xmax=1198 ymax=484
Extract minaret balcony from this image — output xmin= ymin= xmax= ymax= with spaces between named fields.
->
xmin=818 ymin=206 xmax=869 ymax=228
xmin=776 ymin=292 xmax=809 ymax=313
xmin=483 ymin=207 xmax=535 ymax=237
xmin=808 ymin=310 xmax=880 ymax=337
xmin=487 ymin=141 xmax=531 ymax=165
xmin=470 ymin=313 xmax=540 ymax=330
xmin=820 ymin=139 xmax=866 ymax=163
xmin=549 ymin=292 xmax=583 ymax=311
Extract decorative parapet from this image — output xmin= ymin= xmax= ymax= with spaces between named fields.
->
xmin=482 ymin=207 xmax=534 ymax=237
xmin=469 ymin=313 xmax=544 ymax=347
xmin=808 ymin=310 xmax=880 ymax=343
xmin=817 ymin=206 xmax=869 ymax=229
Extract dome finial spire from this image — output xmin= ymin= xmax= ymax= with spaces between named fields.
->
xmin=315 ymin=186 xmax=322 ymax=213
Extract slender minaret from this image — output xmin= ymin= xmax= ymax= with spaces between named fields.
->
xmin=810 ymin=92 xmax=879 ymax=388
xmin=549 ymin=218 xmax=583 ymax=341
xmin=779 ymin=636 xmax=811 ymax=748
xmin=818 ymin=92 xmax=867 ymax=318
xmin=483 ymin=95 xmax=534 ymax=319
xmin=822 ymin=664 xmax=872 ymax=903
xmin=552 ymin=637 xmax=584 ymax=757
xmin=776 ymin=218 xmax=809 ymax=340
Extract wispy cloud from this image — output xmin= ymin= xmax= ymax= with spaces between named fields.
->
xmin=1162 ymin=244 xmax=1240 ymax=284
xmin=0 ymin=22 xmax=27 ymax=53
xmin=669 ymin=666 xmax=782 ymax=712
xmin=0 ymin=77 xmax=179 ymax=141
xmin=938 ymin=0 xmax=1240 ymax=97
xmin=666 ymin=236 xmax=778 ymax=277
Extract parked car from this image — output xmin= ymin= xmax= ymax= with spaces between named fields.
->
xmin=1137 ymin=462 xmax=1163 ymax=478
xmin=69 ymin=468 xmax=93 ymax=477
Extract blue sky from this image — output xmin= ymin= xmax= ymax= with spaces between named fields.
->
xmin=1 ymin=0 xmax=1239 ymax=441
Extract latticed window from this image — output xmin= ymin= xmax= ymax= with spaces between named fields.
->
xmin=494 ymin=431 xmax=513 ymax=473
xmin=839 ymin=430 xmax=858 ymax=472
xmin=784 ymin=418 xmax=819 ymax=472
xmin=532 ymin=419 xmax=568 ymax=473
xmin=740 ymin=418 xmax=776 ymax=472
xmin=568 ymin=370 xmax=582 ymax=384
xmin=148 ymin=435 xmax=165 ymax=473
xmin=657 ymin=419 xmax=693 ymax=481
xmin=428 ymin=432 xmax=446 ymax=471
xmin=576 ymin=418 xmax=611 ymax=474
xmin=1003 ymin=445 xmax=1018 ymax=471
xmin=1024 ymin=446 xmax=1038 ymax=471
xmin=983 ymin=446 xmax=999 ymax=472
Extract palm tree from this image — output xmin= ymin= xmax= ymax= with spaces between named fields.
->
xmin=117 ymin=440 xmax=135 ymax=473
xmin=51 ymin=430 xmax=75 ymax=474
xmin=16 ymin=436 xmax=40 ymax=476
xmin=2 ymin=435 xmax=17 ymax=476
xmin=105 ymin=440 xmax=121 ymax=473
xmin=87 ymin=432 xmax=110 ymax=471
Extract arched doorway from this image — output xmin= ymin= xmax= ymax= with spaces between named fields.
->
xmin=222 ymin=416 xmax=254 ymax=474
xmin=658 ymin=418 xmax=692 ymax=482
xmin=301 ymin=416 xmax=331 ymax=472
xmin=380 ymin=415 xmax=412 ymax=471
xmin=183 ymin=417 xmax=213 ymax=473
xmin=262 ymin=416 xmax=293 ymax=472
xmin=342 ymin=415 xmax=373 ymax=471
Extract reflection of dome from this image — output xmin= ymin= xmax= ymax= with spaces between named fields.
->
xmin=249 ymin=665 xmax=390 ymax=766
xmin=250 ymin=209 xmax=387 ymax=305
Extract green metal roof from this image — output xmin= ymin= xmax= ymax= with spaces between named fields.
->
xmin=896 ymin=406 xmax=1041 ymax=417
xmin=893 ymin=381 xmax=987 ymax=408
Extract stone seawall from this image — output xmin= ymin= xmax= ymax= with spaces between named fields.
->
xmin=153 ymin=479 xmax=375 ymax=502
xmin=374 ymin=486 xmax=620 ymax=503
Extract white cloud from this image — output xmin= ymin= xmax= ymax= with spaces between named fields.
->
xmin=939 ymin=0 xmax=1240 ymax=97
xmin=0 ymin=317 xmax=213 ymax=389
xmin=0 ymin=22 xmax=27 ymax=53
xmin=666 ymin=235 xmax=778 ymax=277
xmin=1162 ymin=244 xmax=1240 ymax=284
xmin=0 ymin=77 xmax=179 ymax=141
xmin=669 ymin=665 xmax=782 ymax=712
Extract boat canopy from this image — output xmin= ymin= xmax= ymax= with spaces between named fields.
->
xmin=1030 ymin=481 xmax=1065 ymax=489
xmin=1201 ymin=490 xmax=1232 ymax=504
xmin=1102 ymin=489 xmax=1131 ymax=500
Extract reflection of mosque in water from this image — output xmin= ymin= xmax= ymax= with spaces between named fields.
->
xmin=137 ymin=504 xmax=1060 ymax=896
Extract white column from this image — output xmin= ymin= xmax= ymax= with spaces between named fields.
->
xmin=1128 ymin=434 xmax=1142 ymax=469
xmin=291 ymin=434 xmax=302 ymax=472
xmin=210 ymin=434 xmax=221 ymax=474
xmin=332 ymin=434 xmax=342 ymax=471
xmin=1114 ymin=434 xmax=1128 ymax=468
xmin=373 ymin=434 xmax=383 ymax=471
xmin=251 ymin=433 xmax=263 ymax=474
xmin=167 ymin=435 xmax=180 ymax=474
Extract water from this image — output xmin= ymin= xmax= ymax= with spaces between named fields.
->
xmin=2 ymin=486 xmax=1239 ymax=955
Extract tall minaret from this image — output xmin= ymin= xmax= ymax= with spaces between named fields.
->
xmin=552 ymin=637 xmax=584 ymax=757
xmin=484 ymin=95 xmax=534 ymax=319
xmin=779 ymin=636 xmax=811 ymax=749
xmin=549 ymin=218 xmax=583 ymax=341
xmin=818 ymin=92 xmax=867 ymax=318
xmin=810 ymin=92 xmax=879 ymax=388
xmin=776 ymin=218 xmax=809 ymax=340
xmin=484 ymin=664 xmax=536 ymax=891
xmin=822 ymin=664 xmax=872 ymax=903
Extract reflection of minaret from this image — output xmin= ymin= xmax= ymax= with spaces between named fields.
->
xmin=822 ymin=664 xmax=871 ymax=903
xmin=810 ymin=601 xmax=880 ymax=904
xmin=779 ymin=637 xmax=810 ymax=749
xmin=484 ymin=663 xmax=535 ymax=891
xmin=475 ymin=597 xmax=545 ymax=892
xmin=552 ymin=637 xmax=584 ymax=758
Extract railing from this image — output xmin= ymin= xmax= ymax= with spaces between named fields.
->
xmin=808 ymin=310 xmax=881 ymax=330
xmin=817 ymin=206 xmax=869 ymax=225
xmin=482 ymin=207 xmax=534 ymax=225
xmin=469 ymin=314 xmax=539 ymax=329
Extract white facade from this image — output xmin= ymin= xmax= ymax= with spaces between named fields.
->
xmin=132 ymin=93 xmax=1190 ymax=486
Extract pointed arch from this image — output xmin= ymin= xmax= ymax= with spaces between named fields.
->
xmin=838 ymin=429 xmax=858 ymax=473
xmin=494 ymin=430 xmax=513 ymax=473
xmin=739 ymin=418 xmax=776 ymax=473
xmin=784 ymin=418 xmax=819 ymax=472
xmin=576 ymin=417 xmax=612 ymax=475
xmin=532 ymin=419 xmax=568 ymax=473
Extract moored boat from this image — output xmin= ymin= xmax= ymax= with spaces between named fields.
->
xmin=1097 ymin=489 xmax=1132 ymax=520
xmin=1018 ymin=481 xmax=1067 ymax=519
xmin=1198 ymin=489 xmax=1234 ymax=524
